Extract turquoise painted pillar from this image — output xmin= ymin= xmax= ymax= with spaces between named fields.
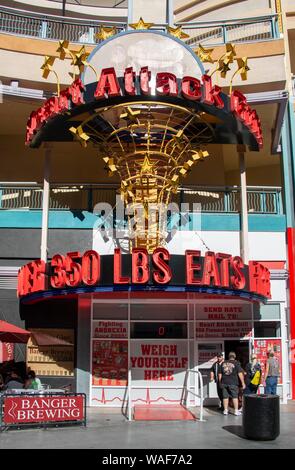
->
xmin=281 ymin=102 xmax=295 ymax=228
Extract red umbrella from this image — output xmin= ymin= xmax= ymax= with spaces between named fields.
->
xmin=0 ymin=320 xmax=30 ymax=344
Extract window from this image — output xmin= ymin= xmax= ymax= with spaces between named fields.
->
xmin=254 ymin=322 xmax=281 ymax=338
xmin=254 ymin=303 xmax=281 ymax=320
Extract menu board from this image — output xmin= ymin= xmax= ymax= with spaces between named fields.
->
xmin=253 ymin=339 xmax=282 ymax=384
xmin=27 ymin=329 xmax=74 ymax=377
xmin=92 ymin=340 xmax=128 ymax=386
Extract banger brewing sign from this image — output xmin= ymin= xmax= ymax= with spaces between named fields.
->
xmin=3 ymin=395 xmax=85 ymax=425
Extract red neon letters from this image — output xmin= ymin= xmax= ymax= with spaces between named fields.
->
xmin=26 ymin=66 xmax=262 ymax=148
xmin=18 ymin=249 xmax=270 ymax=299
xmin=230 ymin=90 xmax=263 ymax=148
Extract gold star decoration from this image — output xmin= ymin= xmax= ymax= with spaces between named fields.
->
xmin=218 ymin=58 xmax=231 ymax=78
xmin=129 ymin=17 xmax=154 ymax=30
xmin=56 ymin=40 xmax=70 ymax=60
xmin=69 ymin=126 xmax=90 ymax=148
xmin=167 ymin=26 xmax=189 ymax=40
xmin=224 ymin=43 xmax=237 ymax=63
xmin=41 ymin=56 xmax=55 ymax=79
xmin=95 ymin=26 xmax=117 ymax=41
xmin=70 ymin=46 xmax=90 ymax=75
xmin=138 ymin=155 xmax=155 ymax=174
xmin=120 ymin=107 xmax=141 ymax=126
xmin=195 ymin=44 xmax=214 ymax=64
xmin=103 ymin=157 xmax=118 ymax=176
xmin=171 ymin=130 xmax=185 ymax=149
xmin=236 ymin=57 xmax=250 ymax=81
xmin=192 ymin=149 xmax=209 ymax=161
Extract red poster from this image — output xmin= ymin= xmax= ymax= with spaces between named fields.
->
xmin=92 ymin=340 xmax=128 ymax=386
xmin=254 ymin=339 xmax=282 ymax=384
xmin=0 ymin=342 xmax=14 ymax=362
xmin=3 ymin=395 xmax=85 ymax=424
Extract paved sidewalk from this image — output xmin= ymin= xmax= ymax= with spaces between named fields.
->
xmin=1 ymin=404 xmax=294 ymax=449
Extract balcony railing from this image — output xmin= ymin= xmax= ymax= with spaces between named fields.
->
xmin=179 ymin=15 xmax=280 ymax=48
xmin=0 ymin=184 xmax=283 ymax=215
xmin=0 ymin=6 xmax=280 ymax=45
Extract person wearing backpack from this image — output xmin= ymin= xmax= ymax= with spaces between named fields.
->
xmin=218 ymin=351 xmax=246 ymax=416
xmin=244 ymin=354 xmax=262 ymax=395
xmin=264 ymin=351 xmax=280 ymax=395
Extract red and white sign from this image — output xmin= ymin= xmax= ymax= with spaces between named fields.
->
xmin=93 ymin=321 xmax=127 ymax=339
xmin=131 ymin=341 xmax=188 ymax=383
xmin=196 ymin=304 xmax=252 ymax=320
xmin=254 ymin=339 xmax=282 ymax=384
xmin=196 ymin=321 xmax=252 ymax=339
xmin=0 ymin=342 xmax=14 ymax=362
xmin=3 ymin=395 xmax=85 ymax=425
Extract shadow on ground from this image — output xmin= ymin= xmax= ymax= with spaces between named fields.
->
xmin=222 ymin=425 xmax=245 ymax=439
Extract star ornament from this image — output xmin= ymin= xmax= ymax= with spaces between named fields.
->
xmin=218 ymin=58 xmax=231 ymax=78
xmin=69 ymin=126 xmax=90 ymax=148
xmin=224 ymin=43 xmax=237 ymax=63
xmin=139 ymin=155 xmax=154 ymax=174
xmin=195 ymin=44 xmax=214 ymax=64
xmin=41 ymin=56 xmax=55 ymax=79
xmin=95 ymin=26 xmax=117 ymax=41
xmin=236 ymin=57 xmax=250 ymax=81
xmin=120 ymin=107 xmax=141 ymax=125
xmin=56 ymin=40 xmax=70 ymax=60
xmin=129 ymin=17 xmax=154 ymax=30
xmin=167 ymin=26 xmax=189 ymax=40
xmin=70 ymin=46 xmax=90 ymax=74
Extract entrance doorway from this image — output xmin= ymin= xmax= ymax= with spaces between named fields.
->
xmin=224 ymin=340 xmax=250 ymax=369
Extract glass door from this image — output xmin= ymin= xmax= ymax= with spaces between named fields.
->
xmin=196 ymin=341 xmax=224 ymax=401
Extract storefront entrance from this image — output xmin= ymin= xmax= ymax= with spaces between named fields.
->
xmin=224 ymin=340 xmax=250 ymax=368
xmin=89 ymin=297 xmax=255 ymax=410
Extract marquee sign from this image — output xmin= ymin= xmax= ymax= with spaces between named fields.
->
xmin=17 ymin=249 xmax=271 ymax=303
xmin=25 ymin=70 xmax=262 ymax=149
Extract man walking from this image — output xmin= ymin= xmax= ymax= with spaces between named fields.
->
xmin=218 ymin=351 xmax=246 ymax=416
xmin=210 ymin=352 xmax=224 ymax=410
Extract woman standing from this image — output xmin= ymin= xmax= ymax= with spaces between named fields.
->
xmin=244 ymin=354 xmax=262 ymax=395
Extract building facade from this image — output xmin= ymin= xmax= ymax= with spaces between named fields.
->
xmin=0 ymin=0 xmax=295 ymax=414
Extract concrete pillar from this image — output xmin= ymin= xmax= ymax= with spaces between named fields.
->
xmin=238 ymin=145 xmax=249 ymax=264
xmin=40 ymin=144 xmax=51 ymax=262
xmin=76 ymin=295 xmax=92 ymax=405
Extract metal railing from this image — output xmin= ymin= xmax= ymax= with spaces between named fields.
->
xmin=0 ymin=6 xmax=280 ymax=46
xmin=179 ymin=15 xmax=280 ymax=48
xmin=0 ymin=6 xmax=126 ymax=44
xmin=181 ymin=369 xmax=205 ymax=422
xmin=0 ymin=184 xmax=283 ymax=215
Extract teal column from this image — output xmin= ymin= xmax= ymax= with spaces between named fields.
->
xmin=281 ymin=101 xmax=295 ymax=228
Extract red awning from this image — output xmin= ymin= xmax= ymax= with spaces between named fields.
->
xmin=0 ymin=320 xmax=31 ymax=344
xmin=31 ymin=332 xmax=73 ymax=347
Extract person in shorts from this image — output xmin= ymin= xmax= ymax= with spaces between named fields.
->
xmin=218 ymin=351 xmax=246 ymax=416
xmin=210 ymin=353 xmax=224 ymax=411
